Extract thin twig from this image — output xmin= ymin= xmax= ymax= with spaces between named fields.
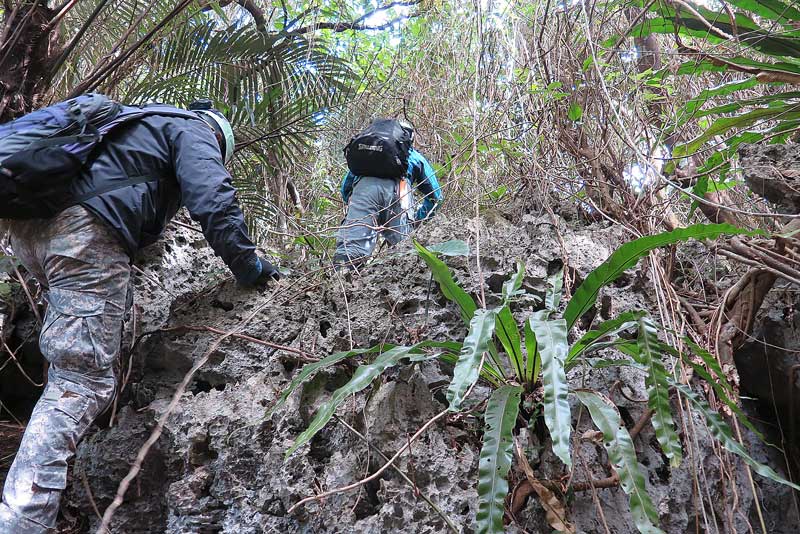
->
xmin=288 ymin=407 xmax=450 ymax=513
xmin=81 ymin=469 xmax=103 ymax=520
xmin=159 ymin=325 xmax=317 ymax=362
xmin=334 ymin=415 xmax=460 ymax=533
xmin=288 ymin=353 xmax=486 ymax=513
xmin=629 ymin=408 xmax=654 ymax=440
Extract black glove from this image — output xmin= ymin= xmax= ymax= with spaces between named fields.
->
xmin=255 ymin=256 xmax=281 ymax=286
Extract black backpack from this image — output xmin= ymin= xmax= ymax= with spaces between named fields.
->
xmin=0 ymin=94 xmax=201 ymax=220
xmin=344 ymin=119 xmax=413 ymax=179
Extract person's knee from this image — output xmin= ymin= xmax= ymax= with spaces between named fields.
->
xmin=43 ymin=369 xmax=115 ymax=426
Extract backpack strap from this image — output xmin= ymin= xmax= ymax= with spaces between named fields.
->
xmin=28 ymin=132 xmax=99 ymax=149
xmin=73 ymin=174 xmax=157 ymax=203
xmin=96 ymin=107 xmax=204 ymax=138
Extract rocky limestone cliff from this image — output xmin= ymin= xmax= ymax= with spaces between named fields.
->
xmin=4 ymin=206 xmax=792 ymax=533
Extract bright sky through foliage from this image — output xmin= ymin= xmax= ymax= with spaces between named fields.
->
xmin=360 ymin=3 xmax=413 ymax=47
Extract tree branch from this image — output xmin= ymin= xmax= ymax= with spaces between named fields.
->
xmin=285 ymin=0 xmax=422 ymax=37
xmin=677 ymin=43 xmax=800 ymax=85
xmin=235 ymin=0 xmax=266 ymax=31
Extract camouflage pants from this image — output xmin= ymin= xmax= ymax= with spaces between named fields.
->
xmin=0 ymin=206 xmax=130 ymax=533
xmin=334 ymin=176 xmax=412 ymax=265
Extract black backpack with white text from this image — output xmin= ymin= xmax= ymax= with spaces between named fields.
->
xmin=343 ymin=119 xmax=413 ymax=179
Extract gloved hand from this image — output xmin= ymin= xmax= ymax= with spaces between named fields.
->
xmin=255 ymin=255 xmax=281 ymax=286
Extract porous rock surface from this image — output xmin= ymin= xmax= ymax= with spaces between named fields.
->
xmin=57 ymin=209 xmax=797 ymax=533
xmin=740 ymin=142 xmax=800 ymax=213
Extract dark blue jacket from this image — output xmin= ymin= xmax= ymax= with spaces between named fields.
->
xmin=340 ymin=148 xmax=443 ymax=220
xmin=73 ymin=109 xmax=262 ymax=285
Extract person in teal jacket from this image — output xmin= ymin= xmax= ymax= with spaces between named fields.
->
xmin=335 ymin=123 xmax=442 ymax=267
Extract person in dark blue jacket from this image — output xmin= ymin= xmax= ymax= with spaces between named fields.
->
xmin=0 ymin=100 xmax=278 ymax=534
xmin=334 ymin=121 xmax=442 ymax=267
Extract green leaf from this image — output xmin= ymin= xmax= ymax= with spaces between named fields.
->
xmin=495 ymin=306 xmax=525 ymax=382
xmin=415 ymin=240 xmax=477 ymax=325
xmin=676 ymin=77 xmax=759 ymax=126
xmin=676 ymin=56 xmax=800 ymax=79
xmin=524 ymin=318 xmax=540 ymax=384
xmin=486 ymin=185 xmax=509 ymax=201
xmin=496 ymin=262 xmax=526 ymax=382
xmin=564 ymin=224 xmax=756 ymax=329
xmin=567 ymin=103 xmax=583 ymax=122
xmin=286 ymin=345 xmax=438 ymax=458
xmin=447 ymin=308 xmax=499 ymax=411
xmin=275 ymin=339 xmax=466 ymax=417
xmin=501 ymin=261 xmax=525 ymax=303
xmin=427 ymin=239 xmax=471 ymax=257
xmin=438 ymin=349 xmax=504 ymax=387
xmin=725 ymin=0 xmax=800 ymax=24
xmin=680 ymin=356 xmax=764 ymax=441
xmin=545 ymin=266 xmax=564 ymax=313
xmin=496 ymin=307 xmax=524 ymax=382
xmin=576 ymin=391 xmax=665 ymax=534
xmin=476 ymin=385 xmax=523 ymax=534
xmin=674 ymin=384 xmax=800 ymax=490
xmin=677 ymin=90 xmax=800 ymax=124
xmin=567 ymin=311 xmax=645 ymax=365
xmin=208 ymin=1 xmax=229 ymax=21
xmin=682 ymin=339 xmax=731 ymax=393
xmin=635 ymin=317 xmax=682 ymax=467
xmin=531 ymin=316 xmax=571 ymax=467
xmin=674 ymin=102 xmax=800 ymax=160
xmin=675 ymin=59 xmax=728 ymax=76
xmin=271 ymin=345 xmax=386 ymax=415
xmin=659 ymin=340 xmax=764 ymax=441
xmin=632 ymin=7 xmax=800 ymax=57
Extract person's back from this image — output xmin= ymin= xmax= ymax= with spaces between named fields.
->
xmin=76 ymin=108 xmax=261 ymax=282
xmin=334 ymin=120 xmax=443 ymax=268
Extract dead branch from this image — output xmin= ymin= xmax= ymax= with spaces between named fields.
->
xmin=514 ymin=438 xmax=576 ymax=533
xmin=159 ymin=324 xmax=317 ymax=362
xmin=510 ymin=473 xmax=621 ymax=516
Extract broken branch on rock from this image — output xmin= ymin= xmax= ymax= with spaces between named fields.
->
xmin=334 ymin=415 xmax=460 ymax=533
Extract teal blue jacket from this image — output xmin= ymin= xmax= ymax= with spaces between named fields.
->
xmin=340 ymin=148 xmax=443 ymax=220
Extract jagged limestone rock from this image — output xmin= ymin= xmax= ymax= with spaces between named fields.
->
xmin=44 ymin=211 xmax=799 ymax=533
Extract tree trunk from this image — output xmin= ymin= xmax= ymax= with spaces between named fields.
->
xmin=0 ymin=2 xmax=60 ymax=123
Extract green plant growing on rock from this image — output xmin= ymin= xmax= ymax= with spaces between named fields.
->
xmin=273 ymin=223 xmax=798 ymax=533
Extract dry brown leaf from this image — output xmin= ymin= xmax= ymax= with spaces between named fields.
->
xmin=580 ymin=430 xmax=604 ymax=443
xmin=514 ymin=438 xmax=576 ymax=534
